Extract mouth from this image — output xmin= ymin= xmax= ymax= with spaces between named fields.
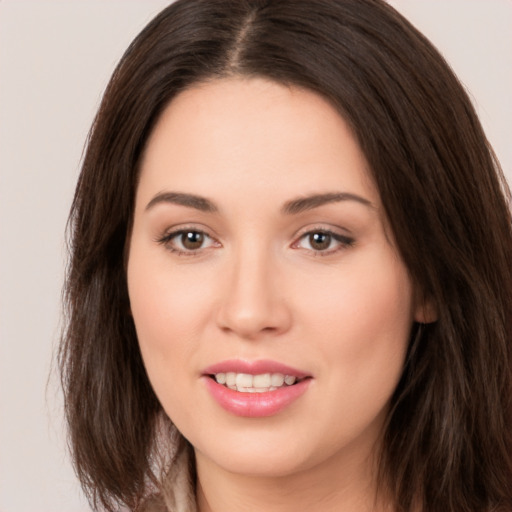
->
xmin=208 ymin=372 xmax=307 ymax=393
xmin=202 ymin=362 xmax=313 ymax=417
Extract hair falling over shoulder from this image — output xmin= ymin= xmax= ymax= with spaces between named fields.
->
xmin=59 ymin=1 xmax=512 ymax=510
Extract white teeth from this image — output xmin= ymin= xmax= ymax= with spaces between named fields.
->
xmin=271 ymin=373 xmax=285 ymax=387
xmin=253 ymin=373 xmax=271 ymax=387
xmin=235 ymin=373 xmax=253 ymax=388
xmin=215 ymin=372 xmax=226 ymax=384
xmin=238 ymin=386 xmax=268 ymax=393
xmin=213 ymin=372 xmax=300 ymax=392
xmin=284 ymin=375 xmax=296 ymax=385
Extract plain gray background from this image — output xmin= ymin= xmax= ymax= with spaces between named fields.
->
xmin=0 ymin=1 xmax=511 ymax=511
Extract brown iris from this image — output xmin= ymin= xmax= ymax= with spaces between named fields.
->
xmin=181 ymin=231 xmax=204 ymax=250
xmin=309 ymin=232 xmax=331 ymax=251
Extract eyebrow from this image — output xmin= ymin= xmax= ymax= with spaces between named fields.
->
xmin=145 ymin=190 xmax=374 ymax=215
xmin=145 ymin=192 xmax=218 ymax=212
xmin=281 ymin=192 xmax=375 ymax=215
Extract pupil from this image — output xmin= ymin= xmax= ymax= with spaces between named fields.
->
xmin=182 ymin=231 xmax=203 ymax=249
xmin=310 ymin=232 xmax=331 ymax=250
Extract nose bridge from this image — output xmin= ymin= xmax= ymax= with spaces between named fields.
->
xmin=216 ymin=239 xmax=290 ymax=338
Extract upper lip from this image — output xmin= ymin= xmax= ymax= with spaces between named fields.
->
xmin=202 ymin=359 xmax=311 ymax=378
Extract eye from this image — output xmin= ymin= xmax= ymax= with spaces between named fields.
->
xmin=294 ymin=229 xmax=354 ymax=254
xmin=157 ymin=228 xmax=218 ymax=255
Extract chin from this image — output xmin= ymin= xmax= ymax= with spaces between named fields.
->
xmin=203 ymin=444 xmax=314 ymax=478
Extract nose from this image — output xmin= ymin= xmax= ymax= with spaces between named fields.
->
xmin=215 ymin=248 xmax=292 ymax=340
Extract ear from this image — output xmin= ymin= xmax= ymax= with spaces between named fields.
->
xmin=413 ymin=293 xmax=438 ymax=324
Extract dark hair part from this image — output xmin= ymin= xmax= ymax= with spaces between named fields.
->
xmin=60 ymin=0 xmax=512 ymax=510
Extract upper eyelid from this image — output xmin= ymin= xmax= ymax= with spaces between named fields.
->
xmin=293 ymin=224 xmax=354 ymax=240
xmin=156 ymin=224 xmax=216 ymax=241
xmin=295 ymin=230 xmax=353 ymax=243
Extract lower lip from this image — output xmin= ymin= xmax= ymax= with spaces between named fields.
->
xmin=203 ymin=377 xmax=311 ymax=417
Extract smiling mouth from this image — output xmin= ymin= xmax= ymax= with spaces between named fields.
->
xmin=209 ymin=372 xmax=306 ymax=393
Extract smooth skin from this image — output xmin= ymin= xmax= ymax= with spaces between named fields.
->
xmin=127 ymin=78 xmax=431 ymax=512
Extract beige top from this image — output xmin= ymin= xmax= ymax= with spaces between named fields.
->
xmin=142 ymin=442 xmax=197 ymax=512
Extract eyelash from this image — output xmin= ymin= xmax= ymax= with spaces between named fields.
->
xmin=156 ymin=227 xmax=355 ymax=257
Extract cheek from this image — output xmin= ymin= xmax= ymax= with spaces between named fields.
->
xmin=126 ymin=252 xmax=217 ymax=432
xmin=126 ymin=243 xmax=215 ymax=387
xmin=340 ymin=268 xmax=412 ymax=357
xmin=129 ymin=270 xmax=206 ymax=349
xmin=299 ymin=250 xmax=414 ymax=400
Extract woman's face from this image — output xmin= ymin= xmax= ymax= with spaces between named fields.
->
xmin=127 ymin=78 xmax=425 ymax=479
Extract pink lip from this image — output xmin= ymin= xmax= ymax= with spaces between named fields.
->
xmin=201 ymin=359 xmax=312 ymax=417
xmin=202 ymin=359 xmax=310 ymax=378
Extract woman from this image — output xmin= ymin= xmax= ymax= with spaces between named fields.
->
xmin=59 ymin=1 xmax=512 ymax=511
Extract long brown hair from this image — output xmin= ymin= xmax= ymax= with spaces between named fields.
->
xmin=60 ymin=1 xmax=512 ymax=510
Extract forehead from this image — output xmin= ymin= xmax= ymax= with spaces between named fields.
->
xmin=137 ymin=77 xmax=378 ymax=209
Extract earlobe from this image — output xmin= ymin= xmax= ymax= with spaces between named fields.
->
xmin=414 ymin=296 xmax=438 ymax=324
